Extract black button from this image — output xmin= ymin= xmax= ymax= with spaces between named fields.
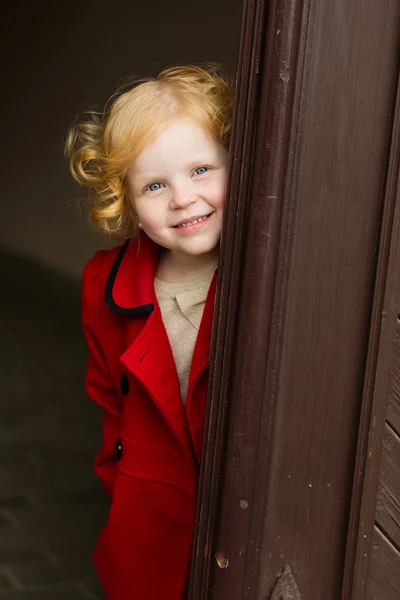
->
xmin=116 ymin=438 xmax=123 ymax=460
xmin=120 ymin=374 xmax=129 ymax=395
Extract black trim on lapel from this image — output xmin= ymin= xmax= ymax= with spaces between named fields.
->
xmin=105 ymin=241 xmax=154 ymax=317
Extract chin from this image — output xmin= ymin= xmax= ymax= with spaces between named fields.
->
xmin=183 ymin=239 xmax=220 ymax=255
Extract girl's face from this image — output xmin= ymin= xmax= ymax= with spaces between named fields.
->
xmin=127 ymin=118 xmax=229 ymax=263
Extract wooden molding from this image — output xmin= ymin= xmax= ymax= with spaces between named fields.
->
xmin=188 ymin=0 xmax=305 ymax=597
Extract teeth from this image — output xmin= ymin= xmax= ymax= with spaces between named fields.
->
xmin=178 ymin=215 xmax=208 ymax=228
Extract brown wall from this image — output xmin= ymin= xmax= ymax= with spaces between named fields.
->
xmin=0 ymin=0 xmax=241 ymax=278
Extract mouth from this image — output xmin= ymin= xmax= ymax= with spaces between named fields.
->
xmin=172 ymin=213 xmax=213 ymax=229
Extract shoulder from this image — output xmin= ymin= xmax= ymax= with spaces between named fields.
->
xmin=81 ymin=245 xmax=124 ymax=311
xmin=82 ymin=246 xmax=121 ymax=283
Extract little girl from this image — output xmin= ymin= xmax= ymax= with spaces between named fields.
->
xmin=65 ymin=64 xmax=233 ymax=600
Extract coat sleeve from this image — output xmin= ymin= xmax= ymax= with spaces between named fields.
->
xmin=81 ymin=254 xmax=122 ymax=499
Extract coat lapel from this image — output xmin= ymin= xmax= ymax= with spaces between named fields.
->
xmin=105 ymin=234 xmax=197 ymax=464
xmin=185 ymin=272 xmax=217 ymax=455
xmin=187 ymin=273 xmax=217 ymax=392
xmin=120 ymin=309 xmax=197 ymax=464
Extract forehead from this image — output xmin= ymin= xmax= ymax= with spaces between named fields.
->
xmin=132 ymin=118 xmax=221 ymax=174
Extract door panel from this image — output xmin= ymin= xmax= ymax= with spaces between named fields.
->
xmin=345 ymin=60 xmax=400 ymax=600
xmin=367 ymin=527 xmax=400 ymax=599
xmin=375 ymin=425 xmax=400 ymax=549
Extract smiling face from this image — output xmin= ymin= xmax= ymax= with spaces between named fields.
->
xmin=127 ymin=118 xmax=229 ymax=270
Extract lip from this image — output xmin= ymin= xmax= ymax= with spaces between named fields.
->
xmin=172 ymin=212 xmax=214 ymax=232
xmin=174 ymin=214 xmax=212 ymax=227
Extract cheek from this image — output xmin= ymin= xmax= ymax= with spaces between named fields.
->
xmin=213 ymin=181 xmax=228 ymax=209
xmin=134 ymin=201 xmax=161 ymax=228
xmin=205 ymin=177 xmax=228 ymax=208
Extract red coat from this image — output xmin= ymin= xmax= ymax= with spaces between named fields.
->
xmin=81 ymin=232 xmax=216 ymax=600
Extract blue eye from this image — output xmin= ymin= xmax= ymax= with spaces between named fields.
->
xmin=195 ymin=166 xmax=208 ymax=175
xmin=147 ymin=182 xmax=163 ymax=192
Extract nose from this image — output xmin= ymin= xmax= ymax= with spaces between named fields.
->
xmin=169 ymin=183 xmax=197 ymax=209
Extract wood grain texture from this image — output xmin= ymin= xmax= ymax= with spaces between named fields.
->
xmin=343 ymin=5 xmax=400 ymax=595
xmin=375 ymin=425 xmax=400 ymax=550
xmin=387 ymin=319 xmax=400 ymax=435
xmin=257 ymin=1 xmax=400 ymax=598
xmin=367 ymin=526 xmax=400 ymax=599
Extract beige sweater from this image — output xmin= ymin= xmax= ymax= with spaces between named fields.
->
xmin=154 ymin=262 xmax=218 ymax=404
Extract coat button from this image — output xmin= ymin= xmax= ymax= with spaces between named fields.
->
xmin=116 ymin=438 xmax=123 ymax=460
xmin=120 ymin=374 xmax=129 ymax=395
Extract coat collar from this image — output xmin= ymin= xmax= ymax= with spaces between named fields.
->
xmin=104 ymin=232 xmax=218 ymax=377
xmin=105 ymin=232 xmax=159 ymax=317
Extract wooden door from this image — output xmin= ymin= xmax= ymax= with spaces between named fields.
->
xmin=344 ymin=75 xmax=400 ymax=599
xmin=187 ymin=0 xmax=400 ymax=599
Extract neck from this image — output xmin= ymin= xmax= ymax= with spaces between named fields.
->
xmin=156 ymin=248 xmax=219 ymax=283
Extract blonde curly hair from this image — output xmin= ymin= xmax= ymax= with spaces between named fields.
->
xmin=65 ymin=63 xmax=234 ymax=241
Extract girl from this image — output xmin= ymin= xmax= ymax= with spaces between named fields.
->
xmin=65 ymin=64 xmax=233 ymax=600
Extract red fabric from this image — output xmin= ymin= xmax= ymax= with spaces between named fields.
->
xmin=81 ymin=233 xmax=216 ymax=599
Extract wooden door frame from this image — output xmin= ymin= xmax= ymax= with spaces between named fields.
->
xmin=188 ymin=0 xmax=307 ymax=596
xmin=188 ymin=0 xmax=400 ymax=598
